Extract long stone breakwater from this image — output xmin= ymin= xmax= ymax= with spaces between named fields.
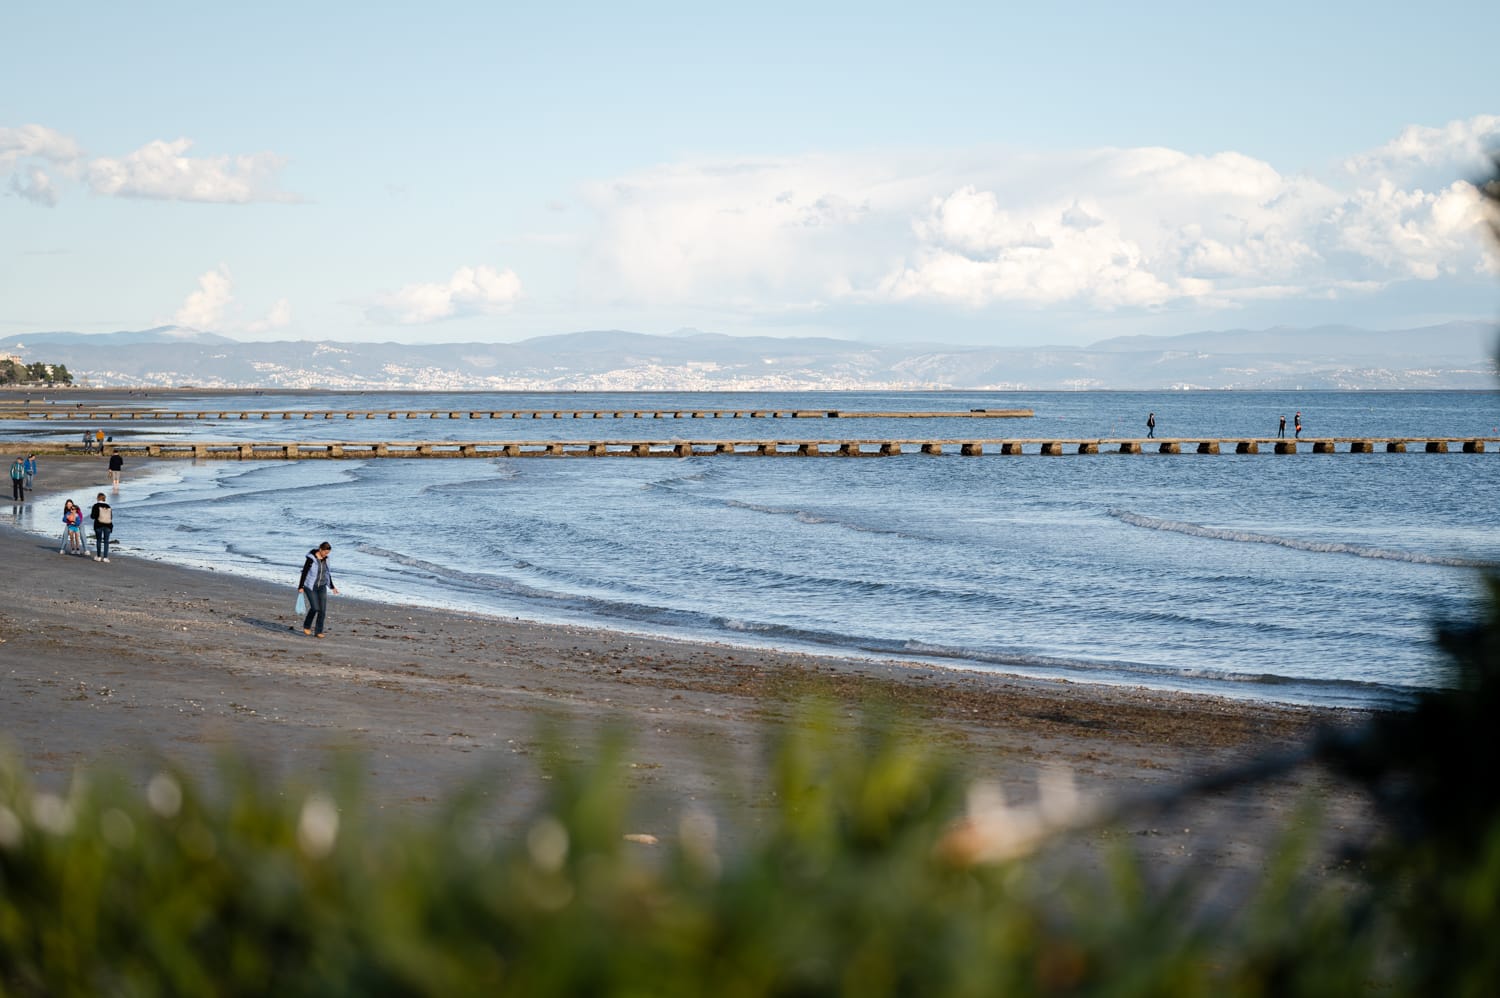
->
xmin=0 ymin=407 xmax=1033 ymax=421
xmin=18 ymin=437 xmax=1496 ymax=458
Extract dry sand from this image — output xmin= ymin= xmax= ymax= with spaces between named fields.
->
xmin=1 ymin=455 xmax=1376 ymax=876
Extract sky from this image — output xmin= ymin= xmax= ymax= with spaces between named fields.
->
xmin=3 ymin=1 xmax=1498 ymax=348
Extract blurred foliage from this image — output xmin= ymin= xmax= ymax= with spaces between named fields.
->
xmin=2 ymin=575 xmax=1498 ymax=998
xmin=0 ymin=709 xmax=1360 ymax=997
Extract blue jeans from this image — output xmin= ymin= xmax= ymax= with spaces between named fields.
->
xmin=95 ymin=524 xmax=112 ymax=559
xmin=302 ymin=586 xmax=328 ymax=635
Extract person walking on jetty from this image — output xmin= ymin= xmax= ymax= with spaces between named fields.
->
xmin=9 ymin=457 xmax=25 ymax=502
xmin=23 ymin=453 xmax=37 ymax=491
xmin=1278 ymin=416 xmax=1286 ymax=439
xmin=1294 ymin=411 xmax=1303 ymax=439
xmin=298 ymin=542 xmax=339 ymax=637
xmin=61 ymin=500 xmax=85 ymax=555
xmin=1146 ymin=412 xmax=1156 ymax=439
xmin=108 ymin=451 xmax=123 ymax=487
xmin=89 ymin=493 xmax=113 ymax=562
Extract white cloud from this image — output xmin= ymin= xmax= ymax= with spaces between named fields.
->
xmin=578 ymin=114 xmax=1500 ymax=317
xmin=1 ymin=125 xmax=81 ymax=207
xmin=368 ymin=265 xmax=524 ymax=324
xmin=8 ymin=166 xmax=60 ymax=206
xmin=174 ymin=266 xmax=235 ymax=330
xmin=0 ymin=124 xmax=82 ymax=168
xmin=88 ymin=138 xmax=295 ymax=203
xmin=247 ymin=298 xmax=293 ymax=334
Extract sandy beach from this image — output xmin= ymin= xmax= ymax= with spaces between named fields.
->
xmin=1 ymin=455 xmax=1376 ymax=875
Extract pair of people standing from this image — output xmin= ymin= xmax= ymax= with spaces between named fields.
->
xmin=298 ymin=542 xmax=339 ymax=637
xmin=1277 ymin=412 xmax=1304 ymax=439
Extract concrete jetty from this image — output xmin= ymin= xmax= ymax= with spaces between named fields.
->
xmin=11 ymin=437 xmax=1495 ymax=459
xmin=0 ymin=407 xmax=1034 ymax=421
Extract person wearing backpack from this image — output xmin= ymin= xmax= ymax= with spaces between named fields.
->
xmin=89 ymin=492 xmax=114 ymax=562
xmin=9 ymin=457 xmax=24 ymax=502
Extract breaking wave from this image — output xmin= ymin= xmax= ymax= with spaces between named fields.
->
xmin=1109 ymin=509 xmax=1496 ymax=568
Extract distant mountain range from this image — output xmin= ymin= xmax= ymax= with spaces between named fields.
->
xmin=2 ymin=322 xmax=1495 ymax=391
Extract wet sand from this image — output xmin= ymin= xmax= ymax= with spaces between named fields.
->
xmin=1 ymin=455 xmax=1375 ymax=871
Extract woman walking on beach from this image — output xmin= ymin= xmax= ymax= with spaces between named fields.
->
xmin=298 ymin=542 xmax=339 ymax=637
xmin=89 ymin=493 xmax=113 ymax=562
xmin=61 ymin=500 xmax=84 ymax=555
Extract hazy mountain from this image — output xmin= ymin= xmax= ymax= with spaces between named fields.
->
xmin=1087 ymin=321 xmax=1492 ymax=359
xmin=2 ymin=323 xmax=1495 ymax=390
xmin=3 ymin=326 xmax=235 ymax=348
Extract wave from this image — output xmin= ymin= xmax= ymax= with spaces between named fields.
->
xmin=352 ymin=543 xmax=1413 ymax=709
xmin=1109 ymin=509 xmax=1498 ymax=569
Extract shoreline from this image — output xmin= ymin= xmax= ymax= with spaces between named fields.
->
xmin=2 ymin=457 xmax=1379 ymax=867
xmin=5 ymin=456 xmax=1386 ymax=712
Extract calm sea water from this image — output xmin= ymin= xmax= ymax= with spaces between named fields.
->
xmin=9 ymin=390 xmax=1499 ymax=709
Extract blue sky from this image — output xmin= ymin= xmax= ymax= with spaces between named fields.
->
xmin=3 ymin=1 xmax=1497 ymax=346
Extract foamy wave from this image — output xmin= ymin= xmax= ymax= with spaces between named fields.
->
xmin=1109 ymin=509 xmax=1496 ymax=568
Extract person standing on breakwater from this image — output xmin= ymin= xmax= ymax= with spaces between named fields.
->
xmin=298 ymin=542 xmax=339 ymax=638
xmin=23 ymin=453 xmax=37 ymax=491
xmin=1294 ymin=411 xmax=1303 ymax=439
xmin=81 ymin=430 xmax=92 ymax=454
xmin=108 ymin=451 xmax=123 ymax=487
xmin=1146 ymin=412 xmax=1156 ymax=438
xmin=89 ymin=492 xmax=113 ymax=562
xmin=1278 ymin=416 xmax=1286 ymax=439
xmin=9 ymin=457 xmax=25 ymax=502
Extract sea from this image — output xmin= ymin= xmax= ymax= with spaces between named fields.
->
xmin=8 ymin=389 xmax=1499 ymax=710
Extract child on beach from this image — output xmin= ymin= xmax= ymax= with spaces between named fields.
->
xmin=61 ymin=499 xmax=85 ymax=555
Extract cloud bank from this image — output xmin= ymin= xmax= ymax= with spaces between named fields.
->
xmin=579 ymin=114 xmax=1500 ymax=318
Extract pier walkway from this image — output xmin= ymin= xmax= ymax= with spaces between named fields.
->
xmin=14 ymin=437 xmax=1496 ymax=459
xmin=0 ymin=407 xmax=1032 ymax=421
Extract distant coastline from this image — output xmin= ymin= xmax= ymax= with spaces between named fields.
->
xmin=3 ymin=321 xmax=1495 ymax=391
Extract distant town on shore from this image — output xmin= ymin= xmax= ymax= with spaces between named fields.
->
xmin=1 ymin=321 xmax=1495 ymax=392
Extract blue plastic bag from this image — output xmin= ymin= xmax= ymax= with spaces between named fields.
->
xmin=294 ymin=591 xmax=306 ymax=615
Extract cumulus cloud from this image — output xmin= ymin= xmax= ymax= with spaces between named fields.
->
xmin=174 ymin=266 xmax=235 ymax=329
xmin=1 ymin=124 xmax=297 ymax=205
xmin=368 ymin=265 xmax=524 ymax=324
xmin=0 ymin=124 xmax=82 ymax=167
xmin=578 ymin=115 xmax=1500 ymax=317
xmin=88 ymin=138 xmax=295 ymax=203
xmin=1 ymin=124 xmax=81 ymax=207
